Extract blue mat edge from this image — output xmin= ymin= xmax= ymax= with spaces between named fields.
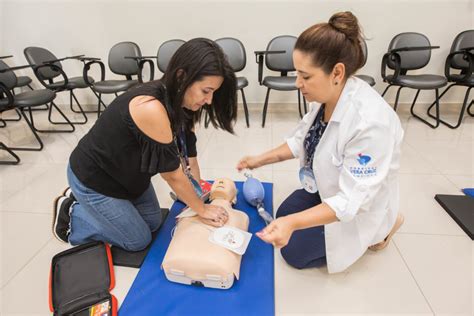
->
xmin=119 ymin=181 xmax=275 ymax=316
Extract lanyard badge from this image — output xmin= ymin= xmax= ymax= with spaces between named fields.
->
xmin=299 ymin=106 xmax=326 ymax=194
xmin=177 ymin=126 xmax=203 ymax=196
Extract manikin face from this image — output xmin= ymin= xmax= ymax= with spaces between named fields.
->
xmin=293 ymin=49 xmax=339 ymax=104
xmin=210 ymin=178 xmax=237 ymax=203
xmin=182 ymin=75 xmax=224 ymax=111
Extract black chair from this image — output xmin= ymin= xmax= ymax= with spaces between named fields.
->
xmin=83 ymin=41 xmax=142 ymax=117
xmin=255 ymin=35 xmax=306 ymax=127
xmin=134 ymin=39 xmax=185 ymax=83
xmin=0 ymin=55 xmax=34 ymax=92
xmin=215 ymin=37 xmax=250 ymax=127
xmin=157 ymin=39 xmax=186 ymax=74
xmin=0 ymin=60 xmax=74 ymax=155
xmin=0 ymin=55 xmax=40 ymax=125
xmin=426 ymin=30 xmax=474 ymax=129
xmin=381 ymin=32 xmax=447 ymax=128
xmin=355 ymin=39 xmax=376 ymax=86
xmin=24 ymin=47 xmax=92 ymax=124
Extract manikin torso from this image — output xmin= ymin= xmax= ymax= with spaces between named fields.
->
xmin=162 ymin=180 xmax=249 ymax=282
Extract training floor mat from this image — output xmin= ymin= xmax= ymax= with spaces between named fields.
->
xmin=111 ymin=208 xmax=170 ymax=268
xmin=119 ymin=181 xmax=275 ymax=316
xmin=435 ymin=194 xmax=474 ymax=240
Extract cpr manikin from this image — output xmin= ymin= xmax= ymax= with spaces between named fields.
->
xmin=162 ymin=178 xmax=250 ymax=289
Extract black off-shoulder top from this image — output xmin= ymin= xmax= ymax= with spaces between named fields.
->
xmin=69 ymin=81 xmax=197 ymax=200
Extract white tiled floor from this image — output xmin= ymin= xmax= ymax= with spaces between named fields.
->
xmin=1 ymin=102 xmax=473 ymax=315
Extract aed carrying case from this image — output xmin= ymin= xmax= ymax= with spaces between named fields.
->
xmin=49 ymin=241 xmax=117 ymax=315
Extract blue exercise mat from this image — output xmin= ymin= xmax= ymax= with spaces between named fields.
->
xmin=119 ymin=181 xmax=275 ymax=316
xmin=462 ymin=188 xmax=474 ymax=198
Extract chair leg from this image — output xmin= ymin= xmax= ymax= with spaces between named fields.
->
xmin=240 ymin=89 xmax=250 ymax=128
xmin=35 ymin=102 xmax=75 ymax=133
xmin=70 ymin=89 xmax=95 ymax=114
xmin=8 ymin=108 xmax=44 ymax=151
xmin=68 ymin=90 xmax=88 ymax=124
xmin=2 ymin=108 xmax=22 ymax=122
xmin=261 ymin=88 xmax=271 ymax=128
xmin=467 ymin=99 xmax=474 ymax=117
xmin=0 ymin=142 xmax=21 ymax=165
xmin=428 ymin=86 xmax=472 ymax=129
xmin=297 ymin=90 xmax=303 ymax=119
xmin=411 ymin=89 xmax=439 ymax=128
xmin=381 ymin=84 xmax=392 ymax=97
xmin=393 ymin=86 xmax=403 ymax=112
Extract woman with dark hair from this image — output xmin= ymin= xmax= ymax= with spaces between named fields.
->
xmin=53 ymin=38 xmax=237 ymax=251
xmin=237 ymin=12 xmax=404 ymax=273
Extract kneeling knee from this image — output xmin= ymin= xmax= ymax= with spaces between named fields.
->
xmin=280 ymin=249 xmax=307 ymax=269
xmin=123 ymin=230 xmax=152 ymax=251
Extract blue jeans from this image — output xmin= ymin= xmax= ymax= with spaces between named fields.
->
xmin=67 ymin=165 xmax=162 ymax=251
xmin=276 ymin=189 xmax=326 ymax=269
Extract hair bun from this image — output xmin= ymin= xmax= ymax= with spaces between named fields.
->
xmin=328 ymin=11 xmax=360 ymax=41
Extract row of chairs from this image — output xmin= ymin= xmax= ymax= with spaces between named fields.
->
xmin=1 ymin=31 xmax=473 ymax=165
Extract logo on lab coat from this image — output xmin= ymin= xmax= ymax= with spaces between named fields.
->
xmin=350 ymin=153 xmax=376 ymax=177
xmin=357 ymin=153 xmax=371 ymax=166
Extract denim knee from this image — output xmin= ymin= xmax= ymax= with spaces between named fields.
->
xmin=123 ymin=229 xmax=152 ymax=251
xmin=147 ymin=212 xmax=162 ymax=232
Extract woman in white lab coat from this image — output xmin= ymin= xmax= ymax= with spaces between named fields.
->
xmin=237 ymin=11 xmax=404 ymax=273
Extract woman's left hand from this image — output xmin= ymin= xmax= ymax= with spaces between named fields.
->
xmin=256 ymin=216 xmax=295 ymax=248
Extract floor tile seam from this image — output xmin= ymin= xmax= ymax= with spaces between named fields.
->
xmin=0 ymin=210 xmax=52 ymax=215
xmin=392 ymin=239 xmax=436 ymax=315
xmin=0 ymin=237 xmax=53 ymax=290
xmin=401 ymin=142 xmax=443 ymax=174
xmin=396 ymin=232 xmax=469 ymax=239
xmin=438 ymin=173 xmax=471 ymax=191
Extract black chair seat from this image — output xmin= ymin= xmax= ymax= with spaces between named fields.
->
xmin=386 ymin=74 xmax=447 ymax=89
xmin=13 ymin=90 xmax=56 ymax=107
xmin=48 ymin=76 xmax=95 ymax=90
xmin=92 ymin=79 xmax=138 ymax=94
xmin=262 ymin=76 xmax=296 ymax=91
xmin=355 ymin=74 xmax=375 ymax=87
xmin=237 ymin=76 xmax=248 ymax=89
xmin=16 ymin=76 xmax=32 ymax=87
xmin=448 ymin=74 xmax=474 ymax=85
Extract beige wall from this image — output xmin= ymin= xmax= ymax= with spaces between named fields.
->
xmin=1 ymin=0 xmax=473 ymax=106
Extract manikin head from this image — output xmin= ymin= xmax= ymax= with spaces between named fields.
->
xmin=210 ymin=178 xmax=237 ymax=204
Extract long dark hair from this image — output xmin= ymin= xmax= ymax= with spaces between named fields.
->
xmin=295 ymin=11 xmax=365 ymax=79
xmin=161 ymin=38 xmax=237 ymax=134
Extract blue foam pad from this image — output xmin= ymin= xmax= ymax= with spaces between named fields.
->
xmin=119 ymin=181 xmax=275 ymax=316
xmin=462 ymin=188 xmax=474 ymax=198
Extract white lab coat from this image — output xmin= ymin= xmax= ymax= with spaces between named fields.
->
xmin=285 ymin=77 xmax=404 ymax=273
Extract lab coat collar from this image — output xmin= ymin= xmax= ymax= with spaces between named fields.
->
xmin=329 ymin=77 xmax=358 ymax=123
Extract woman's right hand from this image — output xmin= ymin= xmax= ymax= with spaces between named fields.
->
xmin=197 ymin=204 xmax=229 ymax=227
xmin=236 ymin=155 xmax=261 ymax=171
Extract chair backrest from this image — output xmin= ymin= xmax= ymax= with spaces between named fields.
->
xmin=157 ymin=39 xmax=185 ymax=73
xmin=108 ymin=41 xmax=142 ymax=77
xmin=360 ymin=38 xmax=368 ymax=67
xmin=265 ymin=35 xmax=297 ymax=72
xmin=215 ymin=37 xmax=246 ymax=72
xmin=0 ymin=60 xmax=17 ymax=90
xmin=24 ymin=46 xmax=62 ymax=80
xmin=449 ymin=30 xmax=474 ymax=70
xmin=387 ymin=32 xmax=431 ymax=71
